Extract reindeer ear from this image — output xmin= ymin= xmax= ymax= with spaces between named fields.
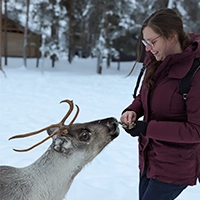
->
xmin=47 ymin=127 xmax=59 ymax=136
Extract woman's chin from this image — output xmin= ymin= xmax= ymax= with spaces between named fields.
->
xmin=154 ymin=54 xmax=163 ymax=61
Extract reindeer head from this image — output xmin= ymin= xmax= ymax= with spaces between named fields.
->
xmin=47 ymin=117 xmax=119 ymax=159
xmin=9 ymin=100 xmax=119 ymax=155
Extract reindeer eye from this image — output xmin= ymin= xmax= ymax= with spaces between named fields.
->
xmin=79 ymin=129 xmax=90 ymax=141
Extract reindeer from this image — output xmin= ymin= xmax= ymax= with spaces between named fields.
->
xmin=0 ymin=99 xmax=119 ymax=200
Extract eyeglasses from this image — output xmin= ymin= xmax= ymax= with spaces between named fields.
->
xmin=142 ymin=35 xmax=161 ymax=47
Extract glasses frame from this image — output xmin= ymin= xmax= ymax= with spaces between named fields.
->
xmin=142 ymin=35 xmax=161 ymax=47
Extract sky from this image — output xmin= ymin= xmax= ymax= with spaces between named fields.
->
xmin=0 ymin=57 xmax=200 ymax=199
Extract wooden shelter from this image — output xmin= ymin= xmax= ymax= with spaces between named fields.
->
xmin=1 ymin=15 xmax=41 ymax=58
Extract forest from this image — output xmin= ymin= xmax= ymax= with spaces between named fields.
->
xmin=0 ymin=0 xmax=200 ymax=72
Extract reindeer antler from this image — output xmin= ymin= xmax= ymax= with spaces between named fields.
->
xmin=9 ymin=99 xmax=80 ymax=152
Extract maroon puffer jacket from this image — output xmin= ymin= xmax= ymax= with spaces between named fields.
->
xmin=125 ymin=34 xmax=200 ymax=185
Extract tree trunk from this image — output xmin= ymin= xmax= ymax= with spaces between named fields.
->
xmin=117 ymin=53 xmax=120 ymax=70
xmin=68 ymin=0 xmax=73 ymax=63
xmin=117 ymin=61 xmax=120 ymax=71
xmin=4 ymin=0 xmax=7 ymax=66
xmin=0 ymin=0 xmax=2 ymax=69
xmin=97 ymin=50 xmax=102 ymax=74
xmin=51 ymin=54 xmax=56 ymax=68
xmin=23 ymin=0 xmax=30 ymax=68
xmin=107 ymin=53 xmax=110 ymax=68
xmin=167 ymin=0 xmax=174 ymax=8
xmin=0 ymin=0 xmax=6 ymax=77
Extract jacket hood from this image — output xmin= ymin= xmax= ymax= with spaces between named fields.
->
xmin=168 ymin=33 xmax=200 ymax=78
xmin=144 ymin=33 xmax=200 ymax=79
xmin=190 ymin=33 xmax=200 ymax=57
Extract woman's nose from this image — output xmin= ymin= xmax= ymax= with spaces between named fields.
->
xmin=145 ymin=44 xmax=152 ymax=52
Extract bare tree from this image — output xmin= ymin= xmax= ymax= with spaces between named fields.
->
xmin=0 ymin=0 xmax=2 ymax=69
xmin=167 ymin=0 xmax=174 ymax=8
xmin=68 ymin=0 xmax=73 ymax=63
xmin=0 ymin=0 xmax=6 ymax=77
xmin=3 ymin=0 xmax=7 ymax=66
xmin=23 ymin=0 xmax=30 ymax=67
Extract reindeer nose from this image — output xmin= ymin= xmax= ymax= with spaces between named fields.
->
xmin=104 ymin=118 xmax=119 ymax=139
xmin=96 ymin=117 xmax=119 ymax=138
xmin=106 ymin=118 xmax=118 ymax=132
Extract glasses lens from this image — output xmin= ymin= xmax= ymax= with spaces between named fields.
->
xmin=142 ymin=40 xmax=147 ymax=46
xmin=142 ymin=40 xmax=154 ymax=47
xmin=147 ymin=41 xmax=154 ymax=47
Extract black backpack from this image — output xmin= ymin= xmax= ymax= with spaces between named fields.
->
xmin=179 ymin=58 xmax=200 ymax=100
xmin=133 ymin=58 xmax=200 ymax=99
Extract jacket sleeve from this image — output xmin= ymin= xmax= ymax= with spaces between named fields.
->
xmin=146 ymin=69 xmax=200 ymax=143
xmin=122 ymin=93 xmax=144 ymax=119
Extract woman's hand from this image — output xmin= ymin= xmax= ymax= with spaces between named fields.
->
xmin=120 ymin=111 xmax=147 ymax=137
xmin=120 ymin=111 xmax=137 ymax=125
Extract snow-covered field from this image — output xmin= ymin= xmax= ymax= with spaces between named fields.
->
xmin=0 ymin=57 xmax=199 ymax=199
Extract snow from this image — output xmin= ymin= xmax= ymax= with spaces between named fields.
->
xmin=0 ymin=57 xmax=199 ymax=199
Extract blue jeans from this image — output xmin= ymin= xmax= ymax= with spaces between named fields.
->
xmin=139 ymin=171 xmax=187 ymax=200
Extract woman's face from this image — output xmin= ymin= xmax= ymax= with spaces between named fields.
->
xmin=142 ymin=26 xmax=180 ymax=61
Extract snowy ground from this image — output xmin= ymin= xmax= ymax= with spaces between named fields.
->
xmin=0 ymin=57 xmax=199 ymax=199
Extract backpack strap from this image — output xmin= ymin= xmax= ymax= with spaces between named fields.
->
xmin=132 ymin=64 xmax=146 ymax=98
xmin=179 ymin=58 xmax=200 ymax=100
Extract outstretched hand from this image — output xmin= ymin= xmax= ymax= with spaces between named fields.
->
xmin=120 ymin=110 xmax=137 ymax=125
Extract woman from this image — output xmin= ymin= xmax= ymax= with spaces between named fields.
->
xmin=120 ymin=8 xmax=200 ymax=200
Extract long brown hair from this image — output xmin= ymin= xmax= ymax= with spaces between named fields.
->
xmin=131 ymin=8 xmax=191 ymax=89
